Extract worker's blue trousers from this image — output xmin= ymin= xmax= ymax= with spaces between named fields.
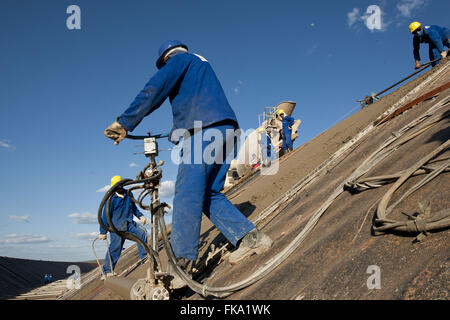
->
xmin=282 ymin=127 xmax=293 ymax=150
xmin=103 ymin=221 xmax=147 ymax=273
xmin=260 ymin=134 xmax=272 ymax=161
xmin=429 ymin=39 xmax=450 ymax=67
xmin=171 ymin=123 xmax=255 ymax=261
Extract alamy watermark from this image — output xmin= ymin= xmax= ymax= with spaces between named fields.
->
xmin=66 ymin=264 xmax=81 ymax=290
xmin=169 ymin=121 xmax=280 ymax=176
xmin=66 ymin=5 xmax=81 ymax=30
xmin=366 ymin=265 xmax=381 ymax=290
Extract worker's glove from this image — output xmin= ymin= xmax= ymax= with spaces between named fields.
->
xmin=415 ymin=61 xmax=421 ymax=70
xmin=104 ymin=120 xmax=127 ymax=145
xmin=441 ymin=51 xmax=447 ymax=59
xmin=98 ymin=234 xmax=107 ymax=240
xmin=140 ymin=216 xmax=148 ymax=225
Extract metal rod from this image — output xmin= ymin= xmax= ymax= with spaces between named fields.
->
xmin=375 ymin=58 xmax=441 ymax=98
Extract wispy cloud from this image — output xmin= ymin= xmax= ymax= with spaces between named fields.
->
xmin=96 ymin=185 xmax=110 ymax=193
xmin=129 ymin=162 xmax=138 ymax=168
xmin=159 ymin=180 xmax=175 ymax=198
xmin=0 ymin=234 xmax=51 ymax=245
xmin=48 ymin=244 xmax=84 ymax=249
xmin=9 ymin=215 xmax=29 ymax=223
xmin=0 ymin=139 xmax=15 ymax=150
xmin=68 ymin=212 xmax=97 ymax=224
xmin=307 ymin=42 xmax=319 ymax=55
xmin=347 ymin=8 xmax=360 ymax=27
xmin=396 ymin=0 xmax=428 ymax=18
xmin=73 ymin=232 xmax=98 ymax=240
xmin=234 ymin=80 xmax=243 ymax=95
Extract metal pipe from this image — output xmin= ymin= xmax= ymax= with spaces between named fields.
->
xmin=375 ymin=58 xmax=441 ymax=98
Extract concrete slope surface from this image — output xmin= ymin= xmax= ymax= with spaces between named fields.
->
xmin=72 ymin=60 xmax=449 ymax=300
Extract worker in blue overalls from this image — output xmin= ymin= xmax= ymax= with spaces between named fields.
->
xmin=278 ymin=109 xmax=295 ymax=154
xmin=98 ymin=175 xmax=148 ymax=279
xmin=409 ymin=22 xmax=449 ymax=69
xmin=258 ymin=127 xmax=272 ymax=167
xmin=104 ymin=40 xmax=273 ymax=289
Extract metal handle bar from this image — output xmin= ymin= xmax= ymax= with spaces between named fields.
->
xmin=126 ymin=133 xmax=169 ymax=140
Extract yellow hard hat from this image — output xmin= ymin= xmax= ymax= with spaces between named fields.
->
xmin=409 ymin=21 xmax=421 ymax=33
xmin=110 ymin=175 xmax=122 ymax=187
xmin=277 ymin=109 xmax=285 ymax=115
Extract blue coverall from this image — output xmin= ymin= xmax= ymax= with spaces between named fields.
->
xmin=100 ymin=193 xmax=147 ymax=273
xmin=117 ymin=52 xmax=255 ymax=261
xmin=413 ymin=25 xmax=450 ymax=67
xmin=281 ymin=115 xmax=295 ymax=151
xmin=259 ymin=131 xmax=272 ymax=163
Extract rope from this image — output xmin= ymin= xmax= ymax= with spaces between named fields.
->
xmin=92 ymin=237 xmax=113 ymax=276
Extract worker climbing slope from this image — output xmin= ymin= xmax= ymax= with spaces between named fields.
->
xmin=278 ymin=109 xmax=295 ymax=154
xmin=409 ymin=21 xmax=450 ymax=69
xmin=104 ymin=40 xmax=273 ymax=289
xmin=98 ymin=175 xmax=148 ymax=279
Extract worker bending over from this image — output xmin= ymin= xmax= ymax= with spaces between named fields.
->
xmin=278 ymin=109 xmax=295 ymax=154
xmin=104 ymin=40 xmax=273 ymax=289
xmin=98 ymin=175 xmax=148 ymax=279
xmin=409 ymin=22 xmax=449 ymax=69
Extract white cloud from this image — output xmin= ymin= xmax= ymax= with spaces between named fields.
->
xmin=48 ymin=244 xmax=84 ymax=249
xmin=0 ymin=140 xmax=15 ymax=150
xmin=0 ymin=234 xmax=51 ymax=245
xmin=347 ymin=8 xmax=360 ymax=27
xmin=73 ymin=232 xmax=98 ymax=240
xmin=129 ymin=162 xmax=138 ymax=168
xmin=9 ymin=215 xmax=29 ymax=223
xmin=234 ymin=80 xmax=243 ymax=95
xmin=96 ymin=185 xmax=110 ymax=193
xmin=159 ymin=180 xmax=175 ymax=198
xmin=397 ymin=0 xmax=428 ymax=18
xmin=68 ymin=212 xmax=98 ymax=224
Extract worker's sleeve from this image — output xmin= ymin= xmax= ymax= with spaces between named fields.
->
xmin=129 ymin=194 xmax=144 ymax=219
xmin=286 ymin=116 xmax=295 ymax=126
xmin=117 ymin=57 xmax=188 ymax=132
xmin=99 ymin=205 xmax=108 ymax=235
xmin=413 ymin=36 xmax=421 ymax=61
xmin=426 ymin=29 xmax=445 ymax=53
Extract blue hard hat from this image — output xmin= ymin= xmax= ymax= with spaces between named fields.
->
xmin=156 ymin=40 xmax=188 ymax=69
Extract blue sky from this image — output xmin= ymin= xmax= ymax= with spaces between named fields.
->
xmin=0 ymin=0 xmax=448 ymax=262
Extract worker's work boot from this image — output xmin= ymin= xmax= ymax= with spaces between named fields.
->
xmin=166 ymin=258 xmax=191 ymax=290
xmin=100 ymin=272 xmax=115 ymax=281
xmin=228 ymin=229 xmax=273 ymax=265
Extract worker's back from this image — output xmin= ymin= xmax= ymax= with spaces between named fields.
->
xmin=168 ymin=53 xmax=239 ymax=133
